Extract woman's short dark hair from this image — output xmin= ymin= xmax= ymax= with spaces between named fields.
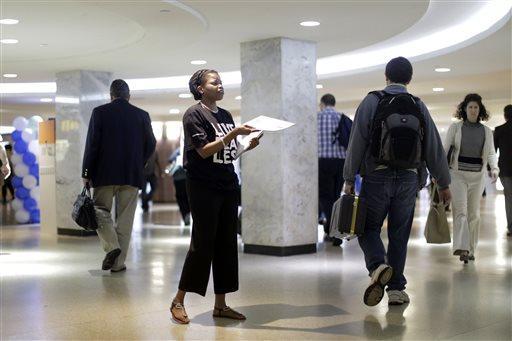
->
xmin=504 ymin=104 xmax=512 ymax=121
xmin=110 ymin=79 xmax=130 ymax=99
xmin=189 ymin=69 xmax=218 ymax=100
xmin=455 ymin=93 xmax=489 ymax=122
xmin=320 ymin=94 xmax=336 ymax=107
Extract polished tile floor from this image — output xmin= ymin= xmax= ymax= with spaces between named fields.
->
xmin=1 ymin=190 xmax=511 ymax=340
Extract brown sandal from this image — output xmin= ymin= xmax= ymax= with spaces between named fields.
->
xmin=170 ymin=300 xmax=190 ymax=324
xmin=213 ymin=306 xmax=246 ymax=320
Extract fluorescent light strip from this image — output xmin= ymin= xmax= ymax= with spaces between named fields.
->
xmin=0 ymin=82 xmax=56 ymax=93
xmin=316 ymin=1 xmax=511 ymax=75
xmin=0 ymin=19 xmax=19 ymax=25
xmin=0 ymin=39 xmax=18 ymax=44
xmin=0 ymin=2 xmax=509 ymax=94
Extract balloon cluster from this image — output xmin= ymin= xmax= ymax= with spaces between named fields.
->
xmin=10 ymin=116 xmax=43 ymax=224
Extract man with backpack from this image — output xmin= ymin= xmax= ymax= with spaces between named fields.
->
xmin=318 ymin=94 xmax=352 ymax=246
xmin=343 ymin=57 xmax=452 ymax=306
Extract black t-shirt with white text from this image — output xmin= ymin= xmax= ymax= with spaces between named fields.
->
xmin=183 ymin=103 xmax=239 ymax=191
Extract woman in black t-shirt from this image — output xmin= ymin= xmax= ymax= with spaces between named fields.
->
xmin=170 ymin=69 xmax=260 ymax=324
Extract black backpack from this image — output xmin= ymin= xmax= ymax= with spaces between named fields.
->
xmin=369 ymin=91 xmax=425 ymax=169
xmin=332 ymin=114 xmax=353 ymax=149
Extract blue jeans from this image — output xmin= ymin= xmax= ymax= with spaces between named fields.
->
xmin=358 ymin=168 xmax=418 ymax=291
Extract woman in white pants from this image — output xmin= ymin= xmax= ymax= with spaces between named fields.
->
xmin=444 ymin=94 xmax=499 ymax=264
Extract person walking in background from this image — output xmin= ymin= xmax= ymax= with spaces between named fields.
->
xmin=317 ymin=93 xmax=351 ymax=247
xmin=170 ymin=69 xmax=261 ymax=324
xmin=1 ymin=143 xmax=14 ymax=204
xmin=445 ymin=93 xmax=499 ymax=263
xmin=168 ymin=139 xmax=191 ymax=225
xmin=82 ymin=79 xmax=156 ymax=272
xmin=344 ymin=57 xmax=451 ymax=306
xmin=494 ymin=104 xmax=512 ymax=237
xmin=141 ymin=150 xmax=163 ymax=212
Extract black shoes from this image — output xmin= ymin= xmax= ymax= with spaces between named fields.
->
xmin=332 ymin=238 xmax=343 ymax=247
xmin=102 ymin=248 xmax=121 ymax=270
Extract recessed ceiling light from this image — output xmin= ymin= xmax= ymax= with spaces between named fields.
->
xmin=160 ymin=9 xmax=171 ymax=13
xmin=190 ymin=60 xmax=207 ymax=65
xmin=316 ymin=84 xmax=323 ymax=89
xmin=169 ymin=108 xmax=180 ymax=114
xmin=3 ymin=73 xmax=17 ymax=78
xmin=40 ymin=43 xmax=48 ymax=47
xmin=235 ymin=95 xmax=242 ymax=100
xmin=40 ymin=98 xmax=53 ymax=103
xmin=435 ymin=67 xmax=451 ymax=72
xmin=432 ymin=87 xmax=445 ymax=92
xmin=1 ymin=39 xmax=18 ymax=44
xmin=0 ymin=19 xmax=19 ymax=25
xmin=178 ymin=93 xmax=192 ymax=99
xmin=300 ymin=21 xmax=320 ymax=27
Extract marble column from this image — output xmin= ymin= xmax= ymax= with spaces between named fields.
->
xmin=240 ymin=38 xmax=318 ymax=256
xmin=55 ymin=70 xmax=112 ymax=235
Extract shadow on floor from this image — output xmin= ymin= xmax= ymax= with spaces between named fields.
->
xmin=191 ymin=303 xmax=409 ymax=338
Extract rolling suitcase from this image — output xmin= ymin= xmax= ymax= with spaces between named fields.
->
xmin=329 ymin=194 xmax=367 ymax=240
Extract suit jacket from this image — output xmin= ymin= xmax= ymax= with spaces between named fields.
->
xmin=494 ymin=121 xmax=512 ymax=177
xmin=82 ymin=98 xmax=156 ymax=189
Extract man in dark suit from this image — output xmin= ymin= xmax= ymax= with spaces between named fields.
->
xmin=494 ymin=104 xmax=512 ymax=237
xmin=82 ymin=79 xmax=156 ymax=272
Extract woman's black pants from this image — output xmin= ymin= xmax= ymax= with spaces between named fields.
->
xmin=178 ymin=179 xmax=239 ymax=296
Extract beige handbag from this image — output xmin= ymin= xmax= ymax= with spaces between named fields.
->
xmin=424 ymin=184 xmax=451 ymax=244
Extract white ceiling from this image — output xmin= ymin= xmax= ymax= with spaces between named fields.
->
xmin=0 ymin=0 xmax=511 ymax=128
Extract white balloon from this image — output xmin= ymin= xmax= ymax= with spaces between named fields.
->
xmin=15 ymin=209 xmax=30 ymax=223
xmin=30 ymin=187 xmax=40 ymax=202
xmin=29 ymin=116 xmax=44 ymax=131
xmin=22 ymin=175 xmax=38 ymax=189
xmin=13 ymin=117 xmax=28 ymax=131
xmin=14 ymin=164 xmax=29 ymax=177
xmin=21 ymin=128 xmax=35 ymax=143
xmin=11 ymin=198 xmax=23 ymax=211
xmin=11 ymin=152 xmax=22 ymax=165
xmin=28 ymin=140 xmax=40 ymax=155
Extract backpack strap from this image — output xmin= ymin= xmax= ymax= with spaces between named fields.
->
xmin=368 ymin=90 xmax=387 ymax=101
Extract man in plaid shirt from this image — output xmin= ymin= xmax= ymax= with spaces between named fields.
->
xmin=318 ymin=94 xmax=351 ymax=246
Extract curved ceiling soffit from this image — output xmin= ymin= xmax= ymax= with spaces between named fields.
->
xmin=2 ymin=0 xmax=208 ymax=65
xmin=1 ymin=0 xmax=510 ymax=94
xmin=161 ymin=0 xmax=209 ymax=29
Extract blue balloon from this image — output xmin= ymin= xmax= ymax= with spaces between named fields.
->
xmin=30 ymin=209 xmax=40 ymax=224
xmin=11 ymin=176 xmax=23 ymax=188
xmin=15 ymin=187 xmax=29 ymax=199
xmin=23 ymin=152 xmax=36 ymax=166
xmin=11 ymin=130 xmax=22 ymax=141
xmin=23 ymin=197 xmax=38 ymax=211
xmin=14 ymin=140 xmax=27 ymax=154
xmin=29 ymin=164 xmax=38 ymax=177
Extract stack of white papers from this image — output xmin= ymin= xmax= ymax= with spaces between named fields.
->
xmin=234 ymin=115 xmax=294 ymax=159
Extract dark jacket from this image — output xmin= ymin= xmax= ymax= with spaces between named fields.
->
xmin=494 ymin=121 xmax=512 ymax=177
xmin=343 ymin=84 xmax=450 ymax=189
xmin=82 ymin=98 xmax=156 ymax=189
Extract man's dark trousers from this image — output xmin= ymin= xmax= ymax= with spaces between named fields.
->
xmin=358 ymin=168 xmax=418 ymax=291
xmin=318 ymin=158 xmax=345 ymax=234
